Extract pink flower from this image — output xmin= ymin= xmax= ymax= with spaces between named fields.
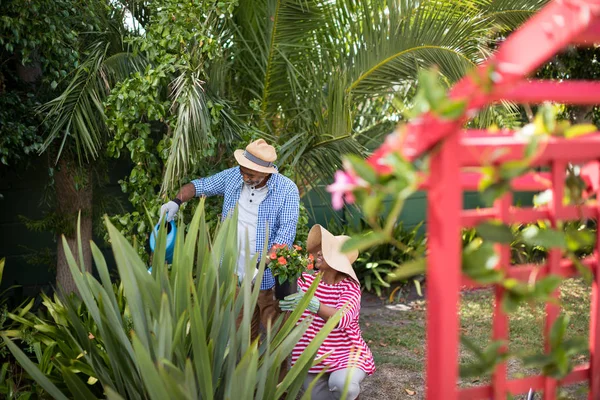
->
xmin=326 ymin=170 xmax=361 ymax=210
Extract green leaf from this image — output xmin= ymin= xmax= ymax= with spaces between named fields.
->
xmin=62 ymin=367 xmax=99 ymax=400
xmin=520 ymin=226 xmax=566 ymax=249
xmin=565 ymin=227 xmax=595 ymax=252
xmin=480 ymin=181 xmax=510 ymax=206
xmin=532 ymin=275 xmax=562 ymax=300
xmin=501 ymin=292 xmax=522 ymax=313
xmin=340 ymin=231 xmax=388 ymax=253
xmin=564 ymin=124 xmax=597 ymax=139
xmin=361 ymin=194 xmax=384 ymax=220
xmin=570 ymin=255 xmax=593 ymax=285
xmin=524 ymin=134 xmax=541 ymax=159
xmin=131 ymin=333 xmax=171 ymax=400
xmin=521 ymin=353 xmax=552 ymax=369
xmin=549 ymin=314 xmax=568 ymax=349
xmin=476 ymin=221 xmax=513 ymax=244
xmin=1 ymin=334 xmax=69 ymax=400
xmin=419 ymin=68 xmax=446 ymax=111
xmin=438 ymin=99 xmax=466 ymax=120
xmin=386 ymin=258 xmax=425 ymax=282
xmin=462 ymin=241 xmax=499 ymax=275
xmin=0 ymin=257 xmax=5 ymax=285
xmin=499 ymin=160 xmax=529 ymax=180
xmin=345 ymin=154 xmax=377 ymax=184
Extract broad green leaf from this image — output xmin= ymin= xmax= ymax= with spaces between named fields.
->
xmin=345 ymin=154 xmax=377 ymax=184
xmin=62 ymin=367 xmax=99 ymax=400
xmin=476 ymin=221 xmax=513 ymax=244
xmin=480 ymin=181 xmax=510 ymax=207
xmin=341 ymin=231 xmax=388 ymax=253
xmin=570 ymin=255 xmax=593 ymax=285
xmin=438 ymin=99 xmax=466 ymax=120
xmin=499 ymin=160 xmax=529 ymax=180
xmin=565 ymin=227 xmax=595 ymax=252
xmin=386 ymin=258 xmax=426 ymax=282
xmin=131 ymin=333 xmax=170 ymax=400
xmin=1 ymin=334 xmax=69 ymax=400
xmin=462 ymin=241 xmax=499 ymax=274
xmin=532 ymin=275 xmax=561 ymax=300
xmin=520 ymin=226 xmax=566 ymax=249
xmin=549 ymin=314 xmax=568 ymax=349
xmin=564 ymin=124 xmax=597 ymax=138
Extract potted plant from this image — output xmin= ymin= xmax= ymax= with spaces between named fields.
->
xmin=269 ymin=244 xmax=314 ymax=299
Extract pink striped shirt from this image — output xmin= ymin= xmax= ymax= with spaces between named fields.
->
xmin=290 ymin=273 xmax=376 ymax=375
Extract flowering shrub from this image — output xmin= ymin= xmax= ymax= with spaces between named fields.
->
xmin=268 ymin=244 xmax=314 ymax=285
xmin=325 ymin=67 xmax=597 ymax=380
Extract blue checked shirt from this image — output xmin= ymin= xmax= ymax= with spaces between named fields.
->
xmin=191 ymin=167 xmax=300 ymax=289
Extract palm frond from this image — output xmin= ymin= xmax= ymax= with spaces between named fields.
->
xmin=162 ymin=69 xmax=212 ymax=193
xmin=39 ymin=38 xmax=145 ymax=164
xmin=40 ymin=43 xmax=111 ymax=164
xmin=474 ymin=0 xmax=549 ymax=32
xmin=232 ymin=0 xmax=325 ymax=127
xmin=318 ymin=0 xmax=488 ymax=97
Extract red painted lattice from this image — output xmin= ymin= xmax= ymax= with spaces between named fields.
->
xmin=398 ymin=1 xmax=600 ymax=399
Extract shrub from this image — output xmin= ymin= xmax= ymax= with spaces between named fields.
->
xmin=2 ymin=201 xmax=340 ymax=399
xmin=328 ymin=215 xmax=426 ymax=297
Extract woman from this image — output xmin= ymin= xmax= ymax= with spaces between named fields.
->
xmin=280 ymin=224 xmax=375 ymax=400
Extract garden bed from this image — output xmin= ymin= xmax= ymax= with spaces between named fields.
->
xmin=359 ymin=279 xmax=591 ymax=399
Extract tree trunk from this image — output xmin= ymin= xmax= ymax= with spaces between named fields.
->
xmin=55 ymin=157 xmax=93 ymax=295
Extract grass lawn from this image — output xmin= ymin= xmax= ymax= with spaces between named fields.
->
xmin=359 ymin=278 xmax=592 ymax=400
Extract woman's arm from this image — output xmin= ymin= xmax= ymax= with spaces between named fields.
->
xmin=316 ymin=303 xmax=338 ymax=321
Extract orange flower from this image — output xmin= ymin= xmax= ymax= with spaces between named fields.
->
xmin=308 ymin=254 xmax=314 ymax=261
xmin=293 ymin=245 xmax=302 ymax=251
xmin=307 ymin=263 xmax=314 ymax=270
xmin=278 ymin=256 xmax=287 ymax=265
xmin=269 ymin=253 xmax=277 ymax=260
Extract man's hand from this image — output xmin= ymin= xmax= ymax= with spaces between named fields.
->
xmin=279 ymin=289 xmax=320 ymax=314
xmin=160 ymin=201 xmax=180 ymax=222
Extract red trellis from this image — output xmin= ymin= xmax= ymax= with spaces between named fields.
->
xmin=400 ymin=1 xmax=600 ymax=399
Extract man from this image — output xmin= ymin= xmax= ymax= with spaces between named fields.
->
xmin=160 ymin=138 xmax=300 ymax=337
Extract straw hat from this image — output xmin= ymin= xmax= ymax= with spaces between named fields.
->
xmin=233 ymin=139 xmax=278 ymax=174
xmin=307 ymin=224 xmax=359 ymax=283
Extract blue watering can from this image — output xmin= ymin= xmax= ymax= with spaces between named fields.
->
xmin=148 ymin=216 xmax=177 ymax=273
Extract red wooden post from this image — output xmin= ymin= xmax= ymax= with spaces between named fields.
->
xmin=426 ymin=132 xmax=462 ymax=399
xmin=393 ymin=2 xmax=600 ymax=399
xmin=492 ymin=195 xmax=512 ymax=399
xmin=591 ymin=161 xmax=600 ymax=400
xmin=545 ymin=161 xmax=567 ymax=400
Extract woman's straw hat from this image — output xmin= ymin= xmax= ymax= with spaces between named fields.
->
xmin=307 ymin=224 xmax=359 ymax=283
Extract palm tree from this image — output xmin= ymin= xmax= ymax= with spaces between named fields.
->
xmin=42 ymin=0 xmax=549 ymax=294
xmin=38 ymin=2 xmax=142 ymax=293
xmin=180 ymin=0 xmax=542 ymax=204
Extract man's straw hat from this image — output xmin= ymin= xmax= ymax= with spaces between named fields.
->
xmin=307 ymin=224 xmax=359 ymax=283
xmin=234 ymin=139 xmax=278 ymax=174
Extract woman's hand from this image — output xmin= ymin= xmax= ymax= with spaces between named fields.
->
xmin=279 ymin=289 xmax=320 ymax=313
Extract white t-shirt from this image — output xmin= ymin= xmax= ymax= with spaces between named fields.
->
xmin=237 ymin=183 xmax=269 ymax=280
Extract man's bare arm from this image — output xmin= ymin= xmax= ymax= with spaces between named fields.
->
xmin=175 ymin=183 xmax=197 ymax=203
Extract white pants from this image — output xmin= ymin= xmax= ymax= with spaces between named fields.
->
xmin=303 ymin=368 xmax=367 ymax=400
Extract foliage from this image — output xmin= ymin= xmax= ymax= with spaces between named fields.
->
xmin=329 ymin=59 xmax=597 ymax=384
xmin=0 ymin=0 xmax=82 ymax=85
xmin=521 ymin=314 xmax=588 ymax=379
xmin=327 ymin=215 xmax=426 ymax=296
xmin=0 ymin=93 xmax=44 ymax=167
xmin=267 ymin=244 xmax=314 ymax=285
xmin=2 ymin=202 xmax=340 ymax=399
